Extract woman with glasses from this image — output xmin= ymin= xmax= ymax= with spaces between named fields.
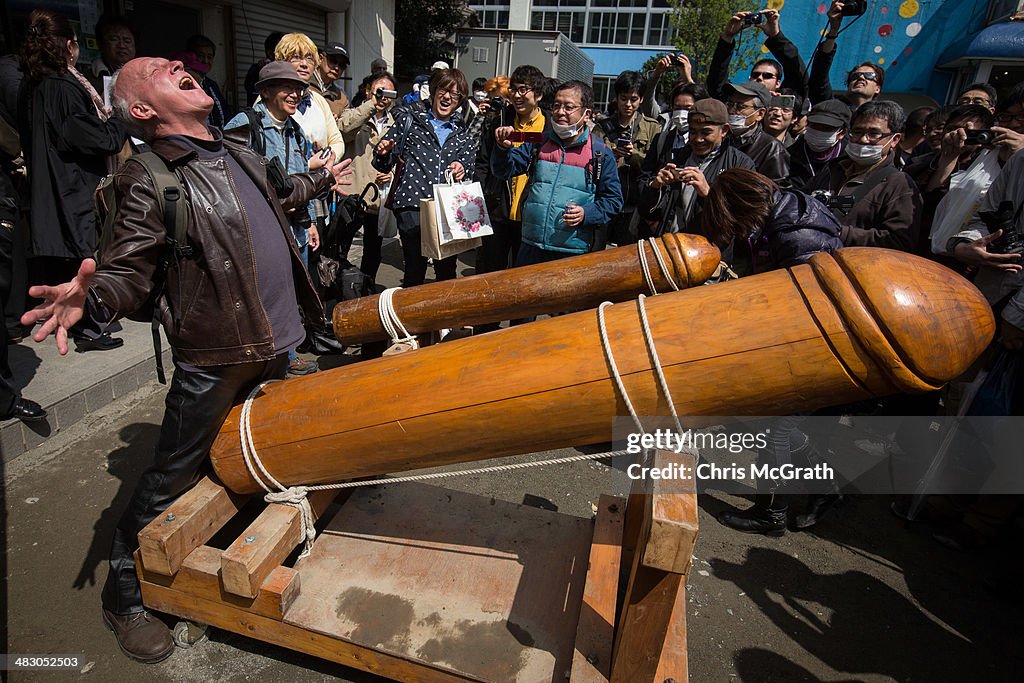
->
xmin=373 ymin=68 xmax=478 ymax=287
xmin=17 ymin=8 xmax=129 ymax=352
xmin=273 ymin=33 xmax=344 ymax=159
xmin=336 ymin=70 xmax=400 ymax=282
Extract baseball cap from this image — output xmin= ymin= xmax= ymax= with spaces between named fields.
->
xmin=255 ymin=61 xmax=307 ymax=90
xmin=689 ymin=98 xmax=729 ymax=125
xmin=807 ymin=99 xmax=852 ymax=128
xmin=430 ymin=60 xmax=450 ymax=71
xmin=320 ymin=41 xmax=349 ymax=61
xmin=724 ymin=81 xmax=772 ymax=109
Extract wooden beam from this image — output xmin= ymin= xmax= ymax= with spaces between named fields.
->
xmin=137 ymin=477 xmax=248 ymax=576
xmin=137 ymin=546 xmax=299 ymax=620
xmin=641 ymin=451 xmax=698 ymax=576
xmin=571 ymin=495 xmax=625 ymax=683
xmin=609 ymin=451 xmax=695 ymax=682
xmin=139 ymin=578 xmax=481 ymax=683
xmin=220 ymin=489 xmax=342 ymax=598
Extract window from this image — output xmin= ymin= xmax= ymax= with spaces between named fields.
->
xmin=592 ymin=75 xmax=615 ymax=114
xmin=531 ymin=10 xmax=585 ymax=43
xmin=647 ymin=12 xmax=675 ymax=48
xmin=470 ymin=3 xmax=511 ymax=28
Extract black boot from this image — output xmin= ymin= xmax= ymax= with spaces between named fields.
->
xmin=794 ymin=492 xmax=843 ymax=529
xmin=718 ymin=492 xmax=788 ymax=537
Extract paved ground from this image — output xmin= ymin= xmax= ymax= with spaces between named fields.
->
xmin=3 ymin=237 xmax=1022 ymax=681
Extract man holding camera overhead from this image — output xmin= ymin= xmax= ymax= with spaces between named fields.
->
xmin=809 ymin=0 xmax=881 ymax=114
xmin=707 ymin=8 xmax=808 ymax=103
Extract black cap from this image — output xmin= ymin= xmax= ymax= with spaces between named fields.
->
xmin=724 ymin=80 xmax=772 ymax=109
xmin=808 ymin=99 xmax=852 ymax=128
xmin=255 ymin=61 xmax=306 ymax=90
xmin=320 ymin=41 xmax=349 ymax=61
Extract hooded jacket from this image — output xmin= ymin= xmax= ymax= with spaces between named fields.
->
xmin=745 ymin=190 xmax=844 ymax=274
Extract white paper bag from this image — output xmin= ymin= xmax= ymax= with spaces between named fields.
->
xmin=930 ymin=149 xmax=1002 ymax=254
xmin=434 ymin=176 xmax=494 ymax=242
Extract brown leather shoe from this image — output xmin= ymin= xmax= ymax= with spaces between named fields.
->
xmin=102 ymin=608 xmax=175 ymax=663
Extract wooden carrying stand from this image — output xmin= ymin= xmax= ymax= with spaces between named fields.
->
xmin=135 ymin=451 xmax=697 ymax=682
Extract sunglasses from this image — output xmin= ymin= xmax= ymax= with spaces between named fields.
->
xmin=750 ymin=71 xmax=778 ymax=80
xmin=848 ymin=71 xmax=878 ymax=83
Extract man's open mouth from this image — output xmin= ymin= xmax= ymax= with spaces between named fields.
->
xmin=179 ymin=76 xmax=197 ymax=90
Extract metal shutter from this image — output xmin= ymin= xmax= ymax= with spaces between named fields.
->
xmin=233 ymin=0 xmax=327 ymax=105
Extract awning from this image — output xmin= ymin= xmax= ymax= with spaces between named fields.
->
xmin=940 ymin=21 xmax=1024 ymax=67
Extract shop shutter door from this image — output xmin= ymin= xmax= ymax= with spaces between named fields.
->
xmin=233 ymin=0 xmax=327 ymax=105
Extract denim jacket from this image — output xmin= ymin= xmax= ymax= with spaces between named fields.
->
xmin=225 ymin=103 xmax=315 ymax=247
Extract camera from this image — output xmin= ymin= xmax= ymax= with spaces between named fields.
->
xmin=375 ymin=87 xmax=398 ymax=100
xmin=770 ymin=95 xmax=796 ymax=109
xmin=616 ymin=136 xmax=632 ymax=148
xmin=743 ymin=12 xmax=765 ymax=26
xmin=812 ymin=190 xmax=855 ymax=214
xmin=841 ymin=0 xmax=867 ymax=16
xmin=980 ymin=201 xmax=1024 ymax=254
xmin=964 ymin=129 xmax=995 ymax=146
xmin=673 ymin=53 xmax=688 ymax=67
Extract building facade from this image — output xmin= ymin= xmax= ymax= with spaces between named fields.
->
xmin=470 ymin=0 xmax=1024 ymax=110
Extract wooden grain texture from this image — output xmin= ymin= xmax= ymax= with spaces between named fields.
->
xmin=332 ymin=234 xmax=720 ymax=344
xmin=641 ymin=451 xmax=699 ymax=576
xmin=139 ymin=578 xmax=478 ymax=683
xmin=212 ymin=248 xmax=993 ymax=494
xmin=609 ymin=539 xmax=686 ymax=682
xmin=283 ymin=483 xmax=592 ymax=683
xmin=137 ymin=546 xmax=299 ymax=620
xmin=137 ymin=477 xmax=248 ymax=575
xmin=221 ymin=489 xmax=341 ymax=599
xmin=570 ymin=495 xmax=625 ymax=683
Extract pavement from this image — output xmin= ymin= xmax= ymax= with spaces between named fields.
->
xmin=2 ymin=235 xmax=1023 ymax=681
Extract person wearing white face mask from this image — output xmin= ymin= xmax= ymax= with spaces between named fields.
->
xmin=722 ymin=80 xmax=790 ymax=184
xmin=788 ymin=99 xmax=849 ymax=191
xmin=492 ymin=80 xmax=623 ymax=266
xmin=805 ymin=100 xmax=923 ymax=252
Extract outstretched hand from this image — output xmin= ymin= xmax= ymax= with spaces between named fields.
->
xmin=326 ymin=156 xmax=354 ymax=194
xmin=952 ymin=231 xmax=1023 ymax=272
xmin=21 ymin=258 xmax=95 ymax=355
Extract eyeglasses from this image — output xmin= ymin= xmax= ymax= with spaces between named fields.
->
xmin=726 ymin=100 xmax=758 ymax=113
xmin=849 ymin=128 xmax=894 ymax=143
xmin=750 ymin=70 xmax=778 ymax=81
xmin=551 ymin=103 xmax=582 ymax=113
xmin=996 ymin=112 xmax=1024 ymax=124
xmin=848 ymin=71 xmax=878 ymax=83
xmin=288 ymin=55 xmax=315 ymax=66
xmin=435 ymin=87 xmax=464 ymax=100
xmin=510 ymin=86 xmax=533 ymax=96
xmin=958 ymin=96 xmax=991 ymax=106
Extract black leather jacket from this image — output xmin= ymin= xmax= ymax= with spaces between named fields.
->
xmin=732 ymin=127 xmax=790 ymax=186
xmin=90 ymin=135 xmax=331 ymax=366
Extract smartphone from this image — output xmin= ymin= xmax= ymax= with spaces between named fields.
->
xmin=770 ymin=95 xmax=796 ymax=109
xmin=376 ymin=88 xmax=398 ymax=99
xmin=616 ymin=136 xmax=632 ymax=147
xmin=507 ymin=131 xmax=544 ymax=144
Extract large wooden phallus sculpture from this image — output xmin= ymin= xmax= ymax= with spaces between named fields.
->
xmin=211 ymin=248 xmax=994 ymax=494
xmin=332 ymin=234 xmax=721 ymax=344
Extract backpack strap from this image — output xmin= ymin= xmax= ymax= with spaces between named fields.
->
xmin=394 ymin=108 xmax=414 ymax=159
xmin=127 ymin=151 xmax=190 ymax=384
xmin=843 ymin=164 xmax=900 ymax=215
xmin=242 ymin=107 xmax=267 ymax=157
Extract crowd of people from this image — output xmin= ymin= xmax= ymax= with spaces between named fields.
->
xmin=0 ymin=0 xmax=1021 ymax=665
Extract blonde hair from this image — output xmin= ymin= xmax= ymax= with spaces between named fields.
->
xmin=274 ymin=33 xmax=319 ymax=65
xmin=485 ymin=75 xmax=510 ymax=100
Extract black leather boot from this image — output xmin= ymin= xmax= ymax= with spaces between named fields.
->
xmin=718 ymin=492 xmax=788 ymax=537
xmin=794 ymin=492 xmax=843 ymax=529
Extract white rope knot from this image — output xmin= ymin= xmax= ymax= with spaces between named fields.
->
xmin=263 ymin=487 xmax=317 ymax=558
xmin=377 ymin=287 xmax=419 ymax=350
xmin=637 ymin=238 xmax=680 ymax=296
